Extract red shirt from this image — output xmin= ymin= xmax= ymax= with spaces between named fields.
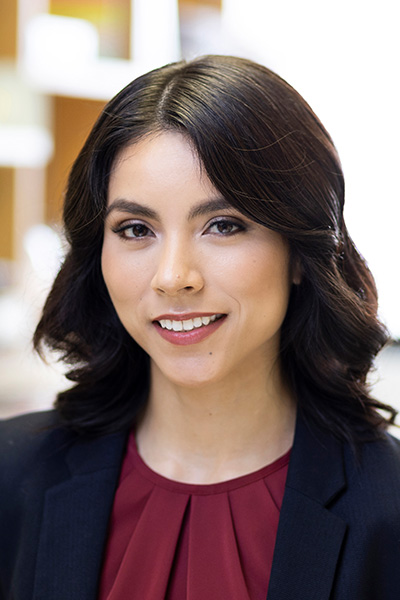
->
xmin=99 ymin=434 xmax=289 ymax=600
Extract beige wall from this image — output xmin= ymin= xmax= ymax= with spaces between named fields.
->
xmin=0 ymin=169 xmax=14 ymax=260
xmin=46 ymin=96 xmax=106 ymax=223
xmin=0 ymin=0 xmax=17 ymax=260
xmin=0 ymin=0 xmax=17 ymax=59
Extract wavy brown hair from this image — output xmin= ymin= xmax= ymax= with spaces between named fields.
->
xmin=34 ymin=55 xmax=396 ymax=440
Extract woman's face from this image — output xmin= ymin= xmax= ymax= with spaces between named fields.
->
xmin=102 ymin=132 xmax=295 ymax=389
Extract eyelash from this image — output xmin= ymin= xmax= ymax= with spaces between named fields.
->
xmin=112 ymin=217 xmax=246 ymax=240
xmin=205 ymin=218 xmax=246 ymax=236
xmin=112 ymin=223 xmax=153 ymax=239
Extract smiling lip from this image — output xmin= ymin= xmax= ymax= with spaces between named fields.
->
xmin=152 ymin=313 xmax=226 ymax=346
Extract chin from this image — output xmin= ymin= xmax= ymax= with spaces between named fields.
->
xmin=165 ymin=371 xmax=220 ymax=389
xmin=154 ymin=359 xmax=226 ymax=390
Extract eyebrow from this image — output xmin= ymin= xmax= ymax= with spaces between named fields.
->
xmin=105 ymin=197 xmax=234 ymax=221
xmin=105 ymin=200 xmax=157 ymax=220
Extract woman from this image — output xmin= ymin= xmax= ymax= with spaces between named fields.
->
xmin=1 ymin=55 xmax=399 ymax=600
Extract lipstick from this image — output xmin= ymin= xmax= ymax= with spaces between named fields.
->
xmin=152 ymin=313 xmax=226 ymax=346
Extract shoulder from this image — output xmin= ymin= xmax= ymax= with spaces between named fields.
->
xmin=349 ymin=431 xmax=400 ymax=489
xmin=0 ymin=411 xmax=77 ymax=559
xmin=0 ymin=410 xmax=76 ymax=488
xmin=336 ymin=430 xmax=400 ymax=511
xmin=329 ymin=432 xmax=400 ymax=595
xmin=293 ymin=413 xmax=400 ymax=519
xmin=0 ymin=411 xmax=127 ymax=596
xmin=0 ymin=409 xmax=62 ymax=442
xmin=0 ymin=410 xmax=129 ymax=491
xmin=337 ymin=431 xmax=400 ymax=544
xmin=0 ymin=407 xmax=127 ymax=507
xmin=0 ymin=409 xmax=70 ymax=452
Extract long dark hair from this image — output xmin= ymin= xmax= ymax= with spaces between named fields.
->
xmin=34 ymin=55 xmax=396 ymax=441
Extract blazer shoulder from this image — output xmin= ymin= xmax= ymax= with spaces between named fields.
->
xmin=341 ymin=431 xmax=400 ymax=522
xmin=0 ymin=410 xmax=75 ymax=485
xmin=359 ymin=431 xmax=400 ymax=479
xmin=0 ymin=408 xmax=61 ymax=437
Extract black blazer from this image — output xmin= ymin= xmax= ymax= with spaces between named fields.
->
xmin=1 ymin=409 xmax=400 ymax=600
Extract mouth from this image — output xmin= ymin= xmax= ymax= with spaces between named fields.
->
xmin=152 ymin=313 xmax=226 ymax=346
xmin=154 ymin=313 xmax=225 ymax=332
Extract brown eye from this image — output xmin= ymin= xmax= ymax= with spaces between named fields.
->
xmin=124 ymin=224 xmax=151 ymax=238
xmin=113 ymin=222 xmax=154 ymax=239
xmin=207 ymin=219 xmax=245 ymax=236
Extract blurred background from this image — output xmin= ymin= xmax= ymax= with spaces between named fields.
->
xmin=0 ymin=0 xmax=399 ymax=432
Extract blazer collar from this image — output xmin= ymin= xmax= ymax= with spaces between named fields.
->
xmin=267 ymin=410 xmax=348 ymax=600
xmin=33 ymin=429 xmax=129 ymax=600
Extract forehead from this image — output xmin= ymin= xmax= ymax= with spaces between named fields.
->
xmin=112 ymin=132 xmax=202 ymax=178
xmin=108 ymin=131 xmax=218 ymax=205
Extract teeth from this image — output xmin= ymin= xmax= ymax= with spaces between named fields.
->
xmin=183 ymin=319 xmax=194 ymax=331
xmin=158 ymin=314 xmax=221 ymax=331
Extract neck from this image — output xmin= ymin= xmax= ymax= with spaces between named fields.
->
xmin=135 ymin=361 xmax=297 ymax=484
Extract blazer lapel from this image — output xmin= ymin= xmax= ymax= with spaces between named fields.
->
xmin=28 ymin=412 xmax=347 ymax=599
xmin=32 ymin=430 xmax=128 ymax=600
xmin=267 ymin=412 xmax=348 ymax=600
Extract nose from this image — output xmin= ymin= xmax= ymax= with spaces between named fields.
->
xmin=150 ymin=237 xmax=204 ymax=296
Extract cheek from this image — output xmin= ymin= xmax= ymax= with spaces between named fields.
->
xmin=218 ymin=248 xmax=291 ymax=299
xmin=253 ymin=269 xmax=290 ymax=309
xmin=101 ymin=249 xmax=150 ymax=344
xmin=101 ymin=244 xmax=144 ymax=306
xmin=238 ymin=252 xmax=292 ymax=330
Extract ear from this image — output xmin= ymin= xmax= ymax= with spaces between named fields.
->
xmin=291 ymin=256 xmax=303 ymax=285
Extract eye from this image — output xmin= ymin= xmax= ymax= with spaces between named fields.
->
xmin=206 ymin=218 xmax=245 ymax=236
xmin=113 ymin=222 xmax=154 ymax=239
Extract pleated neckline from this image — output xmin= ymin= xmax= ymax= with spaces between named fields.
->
xmin=99 ymin=431 xmax=291 ymax=600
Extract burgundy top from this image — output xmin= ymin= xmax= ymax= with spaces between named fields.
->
xmin=98 ymin=433 xmax=290 ymax=600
